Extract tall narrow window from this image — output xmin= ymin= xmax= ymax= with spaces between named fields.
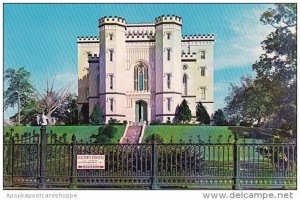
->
xmin=201 ymin=87 xmax=206 ymax=99
xmin=167 ymin=98 xmax=171 ymax=111
xmin=166 ymin=32 xmax=171 ymax=39
xmin=109 ymin=49 xmax=114 ymax=62
xmin=109 ymin=98 xmax=114 ymax=112
xmin=138 ymin=69 xmax=144 ymax=91
xmin=134 ymin=63 xmax=148 ymax=92
xmin=109 ymin=34 xmax=113 ymax=40
xmin=201 ymin=67 xmax=206 ymax=76
xmin=167 ymin=74 xmax=171 ymax=89
xmin=109 ymin=74 xmax=113 ymax=90
xmin=167 ymin=49 xmax=171 ymax=61
xmin=201 ymin=50 xmax=206 ymax=59
xmin=183 ymin=74 xmax=188 ymax=95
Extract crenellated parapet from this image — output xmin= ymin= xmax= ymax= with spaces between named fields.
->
xmin=77 ymin=36 xmax=99 ymax=43
xmin=155 ymin=15 xmax=182 ymax=26
xmin=125 ymin=32 xmax=155 ymax=40
xmin=182 ymin=34 xmax=214 ymax=41
xmin=88 ymin=54 xmax=99 ymax=63
xmin=98 ymin=16 xmax=126 ymax=28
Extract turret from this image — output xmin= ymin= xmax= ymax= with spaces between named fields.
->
xmin=98 ymin=16 xmax=127 ymax=123
xmin=99 ymin=16 xmax=126 ymax=28
xmin=155 ymin=15 xmax=182 ymax=122
xmin=155 ymin=15 xmax=182 ymax=26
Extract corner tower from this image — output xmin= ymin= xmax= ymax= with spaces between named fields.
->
xmin=98 ymin=16 xmax=127 ymax=123
xmin=155 ymin=15 xmax=182 ymax=122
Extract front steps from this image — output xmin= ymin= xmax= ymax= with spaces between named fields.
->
xmin=120 ymin=124 xmax=142 ymax=144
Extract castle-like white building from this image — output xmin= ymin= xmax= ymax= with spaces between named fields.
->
xmin=77 ymin=15 xmax=214 ymax=123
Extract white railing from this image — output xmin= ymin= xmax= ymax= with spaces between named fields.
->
xmin=119 ymin=122 xmax=130 ymax=143
xmin=138 ymin=121 xmax=147 ymax=143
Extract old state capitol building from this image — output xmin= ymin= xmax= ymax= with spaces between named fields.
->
xmin=77 ymin=15 xmax=214 ymax=123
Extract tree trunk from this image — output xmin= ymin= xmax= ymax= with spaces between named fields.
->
xmin=257 ymin=117 xmax=261 ymax=126
xmin=47 ymin=114 xmax=55 ymax=125
xmin=17 ymin=91 xmax=21 ymax=126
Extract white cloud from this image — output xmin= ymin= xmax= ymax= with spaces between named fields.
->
xmin=214 ymin=7 xmax=275 ymax=71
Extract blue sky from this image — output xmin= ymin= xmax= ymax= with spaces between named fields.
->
xmin=3 ymin=3 xmax=275 ymax=119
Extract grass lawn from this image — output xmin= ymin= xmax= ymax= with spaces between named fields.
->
xmin=143 ymin=125 xmax=234 ymax=143
xmin=3 ymin=125 xmax=126 ymax=143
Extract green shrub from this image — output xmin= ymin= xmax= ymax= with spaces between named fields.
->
xmin=90 ymin=104 xmax=103 ymax=124
xmin=195 ymin=101 xmax=210 ymax=124
xmin=151 ymin=119 xmax=161 ymax=125
xmin=174 ymin=99 xmax=192 ymax=123
xmin=144 ymin=134 xmax=164 ymax=144
xmin=79 ymin=103 xmax=89 ymax=124
xmin=213 ymin=109 xmax=228 ymax=126
xmin=108 ymin=118 xmax=120 ymax=124
xmin=90 ymin=125 xmax=117 ymax=144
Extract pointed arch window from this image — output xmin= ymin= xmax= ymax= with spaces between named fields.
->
xmin=134 ymin=63 xmax=148 ymax=91
xmin=183 ymin=74 xmax=188 ymax=95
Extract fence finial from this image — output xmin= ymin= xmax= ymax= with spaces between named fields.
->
xmin=189 ymin=136 xmax=193 ymax=143
xmin=217 ymin=135 xmax=223 ymax=143
xmin=72 ymin=134 xmax=76 ymax=142
xmin=179 ymin=138 xmax=183 ymax=143
xmin=208 ymin=135 xmax=212 ymax=143
xmin=151 ymin=134 xmax=155 ymax=144
xmin=10 ymin=128 xmax=14 ymax=137
xmin=234 ymin=133 xmax=239 ymax=142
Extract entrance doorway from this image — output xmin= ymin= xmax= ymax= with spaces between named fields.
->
xmin=135 ymin=100 xmax=147 ymax=123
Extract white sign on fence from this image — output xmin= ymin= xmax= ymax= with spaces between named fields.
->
xmin=77 ymin=155 xmax=105 ymax=169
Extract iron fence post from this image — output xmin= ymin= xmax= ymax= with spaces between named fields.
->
xmin=151 ymin=134 xmax=159 ymax=189
xmin=8 ymin=136 xmax=14 ymax=187
xmin=39 ymin=125 xmax=47 ymax=189
xmin=70 ymin=134 xmax=77 ymax=189
xmin=232 ymin=133 xmax=241 ymax=190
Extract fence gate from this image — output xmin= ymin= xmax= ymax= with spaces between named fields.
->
xmin=4 ymin=130 xmax=40 ymax=187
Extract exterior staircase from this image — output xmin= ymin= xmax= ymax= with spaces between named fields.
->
xmin=121 ymin=125 xmax=142 ymax=144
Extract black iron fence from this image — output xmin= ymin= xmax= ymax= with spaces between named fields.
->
xmin=3 ymin=126 xmax=297 ymax=189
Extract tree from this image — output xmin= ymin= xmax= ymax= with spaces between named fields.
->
xmin=225 ymin=4 xmax=296 ymax=134
xmin=213 ymin=109 xmax=227 ymax=126
xmin=173 ymin=104 xmax=182 ymax=123
xmin=174 ymin=99 xmax=192 ymax=123
xmin=52 ymin=94 xmax=78 ymax=125
xmin=4 ymin=67 xmax=35 ymax=125
xmin=195 ymin=101 xmax=210 ymax=124
xmin=90 ymin=104 xmax=103 ymax=124
xmin=9 ymin=99 xmax=40 ymax=125
xmin=37 ymin=79 xmax=69 ymax=125
xmin=253 ymin=4 xmax=296 ymax=134
xmin=79 ymin=103 xmax=89 ymax=124
xmin=90 ymin=125 xmax=117 ymax=144
xmin=224 ymin=76 xmax=272 ymax=125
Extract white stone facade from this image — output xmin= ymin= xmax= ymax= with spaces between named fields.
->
xmin=77 ymin=15 xmax=214 ymax=123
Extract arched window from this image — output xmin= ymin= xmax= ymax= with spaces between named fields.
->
xmin=134 ymin=63 xmax=148 ymax=91
xmin=183 ymin=74 xmax=188 ymax=95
